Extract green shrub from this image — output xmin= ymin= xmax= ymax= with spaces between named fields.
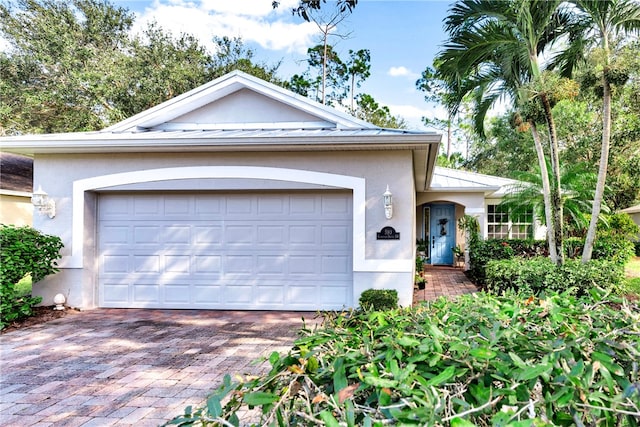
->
xmin=486 ymin=257 xmax=624 ymax=296
xmin=468 ymin=239 xmax=515 ymax=286
xmin=566 ymin=235 xmax=635 ymax=265
xmin=167 ymin=290 xmax=640 ymax=426
xmin=0 ymin=225 xmax=63 ymax=328
xmin=358 ymin=289 xmax=398 ymax=311
xmin=593 ymin=235 xmax=636 ymax=265
xmin=635 ymin=241 xmax=640 ymax=257
xmin=599 ymin=212 xmax=640 ymax=239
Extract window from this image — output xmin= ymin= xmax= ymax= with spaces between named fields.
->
xmin=487 ymin=204 xmax=533 ymax=239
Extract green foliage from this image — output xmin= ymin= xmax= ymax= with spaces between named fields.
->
xmin=565 ymin=235 xmax=635 ymax=265
xmin=485 ymin=257 xmax=624 ymax=296
xmin=0 ymin=225 xmax=63 ymax=328
xmin=358 ymin=289 xmax=398 ymax=311
xmin=0 ymin=0 xmax=284 ymax=134
xmin=167 ymin=290 xmax=640 ymax=426
xmin=599 ymin=212 xmax=640 ymax=239
xmin=468 ymin=239 xmax=515 ymax=286
xmin=354 ymin=93 xmax=407 ymax=129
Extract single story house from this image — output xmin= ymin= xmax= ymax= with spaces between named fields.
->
xmin=0 ymin=71 xmax=542 ymax=311
xmin=0 ymin=152 xmax=33 ymax=226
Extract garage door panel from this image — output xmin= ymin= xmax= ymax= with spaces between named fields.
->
xmin=103 ymin=255 xmax=130 ymax=273
xmin=194 ymin=255 xmax=222 ymax=274
xmin=165 ymin=284 xmax=191 ymax=304
xmin=163 ymin=226 xmax=191 ymax=244
xmin=132 ymin=283 xmax=160 ymax=303
xmin=99 ymin=192 xmax=352 ymax=310
xmin=134 ymin=226 xmax=161 ymax=244
xmin=194 ymin=226 xmax=223 ymax=245
xmin=133 ymin=255 xmax=160 ymax=273
xmin=100 ymin=225 xmax=130 ymax=245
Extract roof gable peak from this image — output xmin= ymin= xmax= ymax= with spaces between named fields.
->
xmin=105 ymin=70 xmax=376 ymax=133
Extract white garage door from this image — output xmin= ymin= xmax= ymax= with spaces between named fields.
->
xmin=98 ymin=192 xmax=352 ymax=310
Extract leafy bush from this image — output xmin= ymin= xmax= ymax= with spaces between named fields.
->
xmin=468 ymin=239 xmax=515 ymax=286
xmin=565 ymin=235 xmax=635 ymax=265
xmin=593 ymin=236 xmax=636 ymax=265
xmin=0 ymin=225 xmax=63 ymax=328
xmin=358 ymin=289 xmax=398 ymax=311
xmin=485 ymin=257 xmax=624 ymax=296
xmin=599 ymin=212 xmax=640 ymax=239
xmin=167 ymin=290 xmax=640 ymax=426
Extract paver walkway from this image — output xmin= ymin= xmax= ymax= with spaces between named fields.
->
xmin=413 ymin=265 xmax=478 ymax=304
xmin=0 ymin=310 xmax=320 ymax=426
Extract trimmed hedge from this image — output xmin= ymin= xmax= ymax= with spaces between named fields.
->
xmin=167 ymin=290 xmax=640 ymax=426
xmin=358 ymin=289 xmax=398 ymax=311
xmin=469 ymin=237 xmax=633 ymax=289
xmin=485 ymin=257 xmax=625 ymax=296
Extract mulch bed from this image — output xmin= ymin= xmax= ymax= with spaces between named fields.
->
xmin=1 ymin=306 xmax=80 ymax=333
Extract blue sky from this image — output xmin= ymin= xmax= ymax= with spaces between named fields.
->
xmin=115 ymin=0 xmax=453 ymax=130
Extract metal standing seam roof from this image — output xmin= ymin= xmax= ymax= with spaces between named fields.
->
xmin=0 ymin=127 xmax=440 ymax=155
xmin=429 ymin=166 xmax=518 ymax=195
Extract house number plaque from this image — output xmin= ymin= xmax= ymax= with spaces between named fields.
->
xmin=376 ymin=226 xmax=400 ymax=240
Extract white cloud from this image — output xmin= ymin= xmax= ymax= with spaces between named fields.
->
xmin=132 ymin=0 xmax=316 ymax=54
xmin=387 ymin=66 xmax=419 ymax=78
xmin=384 ymin=103 xmax=448 ymax=131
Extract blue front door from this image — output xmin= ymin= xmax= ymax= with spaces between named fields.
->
xmin=430 ymin=204 xmax=455 ymax=265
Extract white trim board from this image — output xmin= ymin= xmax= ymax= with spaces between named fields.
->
xmin=67 ymin=166 xmax=412 ymax=273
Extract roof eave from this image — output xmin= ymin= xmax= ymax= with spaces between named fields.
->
xmin=1 ymin=134 xmax=441 ymax=155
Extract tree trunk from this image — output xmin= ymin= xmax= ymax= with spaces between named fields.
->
xmin=582 ymin=76 xmax=612 ymax=262
xmin=540 ymin=93 xmax=564 ymax=265
xmin=321 ymin=37 xmax=328 ymax=105
xmin=447 ymin=117 xmax=452 ymax=159
xmin=530 ymin=121 xmax=559 ymax=264
xmin=350 ymin=73 xmax=355 ymax=112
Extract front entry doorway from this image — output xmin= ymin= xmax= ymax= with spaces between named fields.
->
xmin=426 ymin=204 xmax=455 ymax=265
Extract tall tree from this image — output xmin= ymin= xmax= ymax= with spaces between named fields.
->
xmin=306 ymin=44 xmax=347 ymax=104
xmin=295 ymin=1 xmax=352 ymax=104
xmin=112 ymin=22 xmax=215 ymax=120
xmin=0 ymin=0 xmax=134 ymax=133
xmin=0 ymin=0 xmax=284 ymax=134
xmin=274 ymin=0 xmax=357 ymax=22
xmin=500 ymin=161 xmax=604 ymax=236
xmin=549 ymin=0 xmax=640 ymax=262
xmin=345 ymin=49 xmax=370 ymax=111
xmin=354 ymin=94 xmax=406 ymax=129
xmin=436 ymin=0 xmax=573 ymax=265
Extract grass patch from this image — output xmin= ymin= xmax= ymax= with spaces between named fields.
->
xmin=14 ymin=275 xmax=32 ymax=296
xmin=625 ymin=256 xmax=640 ymax=278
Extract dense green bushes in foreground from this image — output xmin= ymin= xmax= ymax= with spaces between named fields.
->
xmin=168 ymin=290 xmax=640 ymax=426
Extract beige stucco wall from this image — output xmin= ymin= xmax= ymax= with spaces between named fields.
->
xmin=0 ymin=193 xmax=33 ymax=226
xmin=31 ymin=150 xmax=417 ymax=308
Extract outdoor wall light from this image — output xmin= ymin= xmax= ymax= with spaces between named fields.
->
xmin=383 ymin=185 xmax=393 ymax=219
xmin=31 ymin=185 xmax=56 ymax=218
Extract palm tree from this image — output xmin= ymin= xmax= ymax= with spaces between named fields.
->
xmin=436 ymin=0 xmax=570 ymax=264
xmin=549 ymin=0 xmax=640 ymax=262
xmin=500 ymin=161 xmax=607 ymax=236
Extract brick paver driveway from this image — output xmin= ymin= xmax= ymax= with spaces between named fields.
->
xmin=1 ymin=309 xmax=318 ymax=426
